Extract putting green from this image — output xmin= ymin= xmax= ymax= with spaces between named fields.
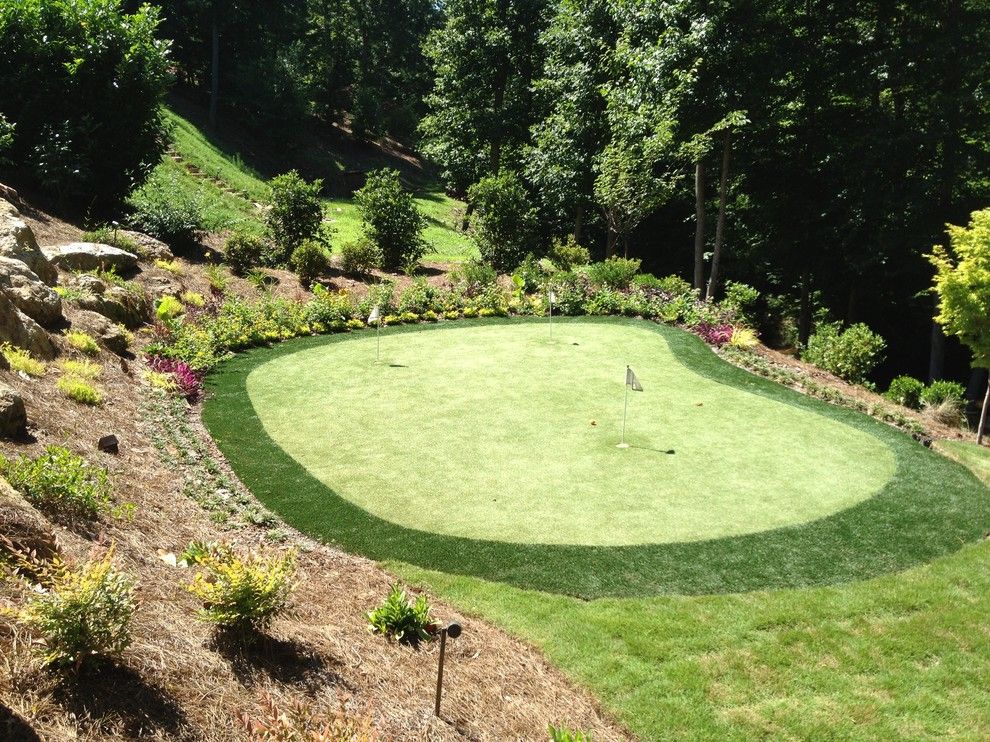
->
xmin=245 ymin=321 xmax=894 ymax=546
xmin=204 ymin=317 xmax=990 ymax=597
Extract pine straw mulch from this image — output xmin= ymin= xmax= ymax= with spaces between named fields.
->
xmin=0 ymin=260 xmax=629 ymax=741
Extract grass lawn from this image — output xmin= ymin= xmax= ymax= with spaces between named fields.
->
xmin=162 ymin=108 xmax=475 ymax=262
xmin=203 ymin=317 xmax=990 ymax=598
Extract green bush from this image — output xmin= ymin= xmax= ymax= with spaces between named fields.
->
xmin=19 ymin=545 xmax=135 ymax=669
xmin=64 ymin=330 xmax=99 ymax=355
xmin=548 ymin=236 xmax=590 ymax=271
xmin=884 ymin=375 xmax=926 ymax=409
xmin=366 ymin=584 xmax=436 ymax=645
xmin=922 ymin=379 xmax=966 ymax=407
xmin=156 ymin=295 xmax=184 ymax=321
xmin=290 ymin=239 xmax=330 ymax=286
xmin=468 ymin=171 xmax=537 ymax=272
xmin=1 ymin=445 xmax=111 ymax=518
xmin=354 ymin=168 xmax=425 ymax=271
xmin=339 ymin=237 xmax=382 ymax=275
xmin=802 ymin=322 xmax=886 ymax=385
xmin=548 ymin=726 xmax=592 ymax=742
xmin=398 ymin=278 xmax=439 ymax=315
xmin=224 ymin=233 xmax=265 ymax=276
xmin=721 ymin=281 xmax=761 ymax=326
xmin=266 ymin=171 xmax=325 ymax=264
xmin=0 ymin=0 xmax=170 ymax=208
xmin=586 ymin=257 xmax=642 ymax=289
xmin=127 ymin=168 xmax=206 ymax=245
xmin=306 ymin=285 xmax=355 ymax=328
xmin=57 ymin=375 xmax=103 ymax=405
xmin=187 ymin=545 xmax=297 ymax=638
xmin=452 ymin=258 xmax=498 ymax=295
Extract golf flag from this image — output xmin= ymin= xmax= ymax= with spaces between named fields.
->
xmin=549 ymin=290 xmax=557 ymax=305
xmin=368 ymin=305 xmax=381 ymax=325
xmin=626 ymin=366 xmax=644 ymax=391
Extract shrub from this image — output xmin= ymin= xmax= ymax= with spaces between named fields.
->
xmin=187 ymin=545 xmax=297 ymax=637
xmin=398 ymin=278 xmax=439 ymax=315
xmin=81 ymin=226 xmax=140 ymax=254
xmin=921 ymin=379 xmax=966 ymax=407
xmin=58 ymin=375 xmax=103 ymax=405
xmin=0 ymin=445 xmax=111 ymax=518
xmin=548 ymin=236 xmax=590 ymax=271
xmin=205 ymin=264 xmax=230 ymax=295
xmin=156 ymin=295 xmax=184 ymax=321
xmin=143 ymin=370 xmax=176 ymax=392
xmin=721 ymin=281 xmax=761 ymax=326
xmin=452 ymin=258 xmax=498 ymax=294
xmin=225 ymin=233 xmax=266 ymax=276
xmin=0 ymin=0 xmax=170 ymax=208
xmin=154 ymin=259 xmax=182 ymax=276
xmin=290 ymin=239 xmax=331 ymax=286
xmin=924 ymin=396 xmax=966 ymax=427
xmin=147 ymin=356 xmax=204 ymax=401
xmin=265 ymin=171 xmax=325 ymax=264
xmin=18 ymin=545 xmax=135 ymax=669
xmin=584 ymin=287 xmax=627 ymax=316
xmin=366 ymin=584 xmax=436 ymax=645
xmin=339 ymin=237 xmax=382 ymax=275
xmin=694 ymin=322 xmax=734 ymax=346
xmin=239 ymin=693 xmax=375 ymax=742
xmin=586 ymin=257 xmax=642 ymax=289
xmin=1 ymin=343 xmax=46 ymax=376
xmin=306 ymin=285 xmax=355 ymax=328
xmin=803 ymin=322 xmax=886 ymax=385
xmin=549 ymin=726 xmax=591 ymax=742
xmin=181 ymin=291 xmax=205 ymax=308
xmin=468 ymin=171 xmax=537 ymax=272
xmin=885 ymin=375 xmax=925 ymax=409
xmin=127 ymin=168 xmax=206 ymax=245
xmin=64 ymin=330 xmax=99 ymax=355
xmin=654 ymin=274 xmax=695 ymax=297
xmin=354 ymin=168 xmax=425 ymax=271
xmin=729 ymin=327 xmax=760 ymax=350
xmin=59 ymin=360 xmax=101 ymax=379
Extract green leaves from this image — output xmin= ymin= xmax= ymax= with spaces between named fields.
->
xmin=366 ymin=583 xmax=436 ymax=645
xmin=354 ymin=168 xmax=425 ymax=271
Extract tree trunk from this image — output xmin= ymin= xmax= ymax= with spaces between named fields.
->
xmin=798 ymin=277 xmax=813 ymax=348
xmin=460 ymin=201 xmax=475 ymax=232
xmin=978 ymin=378 xmax=990 ymax=446
xmin=573 ymin=206 xmax=584 ymax=244
xmin=929 ymin=319 xmax=946 ymax=382
xmin=606 ymin=224 xmax=618 ymax=258
xmin=209 ymin=9 xmax=220 ymax=129
xmin=693 ymin=160 xmax=706 ymax=291
xmin=706 ymin=128 xmax=732 ymax=301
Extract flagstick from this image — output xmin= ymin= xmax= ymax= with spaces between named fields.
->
xmin=549 ymin=296 xmax=553 ymax=340
xmin=376 ymin=320 xmax=381 ymax=362
xmin=618 ymin=366 xmax=630 ymax=449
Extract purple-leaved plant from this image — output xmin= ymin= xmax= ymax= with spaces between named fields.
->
xmin=147 ymin=356 xmax=204 ymax=401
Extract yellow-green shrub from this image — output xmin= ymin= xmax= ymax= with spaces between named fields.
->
xmin=59 ymin=359 xmax=101 ymax=379
xmin=156 ymin=295 xmax=184 ymax=321
xmin=1 ymin=343 xmax=46 ymax=376
xmin=18 ymin=545 xmax=135 ymax=669
xmin=187 ymin=545 xmax=296 ymax=636
xmin=58 ymin=375 xmax=102 ymax=405
xmin=729 ymin=327 xmax=760 ymax=350
xmin=181 ymin=290 xmax=205 ymax=307
xmin=64 ymin=330 xmax=99 ymax=355
xmin=155 ymin=258 xmax=183 ymax=275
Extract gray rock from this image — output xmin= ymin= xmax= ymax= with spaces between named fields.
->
xmin=121 ymin=230 xmax=173 ymax=261
xmin=72 ymin=309 xmax=130 ymax=355
xmin=41 ymin=242 xmax=139 ymax=273
xmin=0 ymin=256 xmax=63 ymax=327
xmin=0 ymin=199 xmax=57 ymax=285
xmin=77 ymin=285 xmax=150 ymax=328
xmin=0 ymin=292 xmax=55 ymax=359
xmin=0 ymin=381 xmax=26 ymax=438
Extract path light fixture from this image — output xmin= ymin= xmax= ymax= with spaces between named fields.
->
xmin=434 ymin=621 xmax=462 ymax=717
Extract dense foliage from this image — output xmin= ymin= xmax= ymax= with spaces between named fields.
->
xmin=354 ymin=169 xmax=425 ymax=271
xmin=265 ymin=171 xmax=325 ymax=264
xmin=1 ymin=445 xmax=112 ymax=519
xmin=366 ymin=584 xmax=436 ymax=645
xmin=0 ymin=0 xmax=170 ymax=209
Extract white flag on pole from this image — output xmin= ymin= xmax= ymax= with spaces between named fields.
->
xmin=626 ymin=366 xmax=644 ymax=392
xmin=368 ymin=305 xmax=381 ymax=325
xmin=549 ymin=290 xmax=557 ymax=305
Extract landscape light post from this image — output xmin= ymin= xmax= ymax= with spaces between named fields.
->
xmin=434 ymin=622 xmax=462 ymax=717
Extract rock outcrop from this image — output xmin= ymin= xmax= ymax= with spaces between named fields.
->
xmin=72 ymin=309 xmax=130 ymax=355
xmin=41 ymin=242 xmax=139 ymax=273
xmin=0 ymin=256 xmax=63 ymax=327
xmin=0 ymin=382 xmax=26 ymax=438
xmin=0 ymin=199 xmax=57 ymax=284
xmin=71 ymin=278 xmax=150 ymax=328
xmin=0 ymin=292 xmax=56 ymax=359
xmin=122 ymin=230 xmax=173 ymax=261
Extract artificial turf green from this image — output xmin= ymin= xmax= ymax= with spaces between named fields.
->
xmin=244 ymin=320 xmax=893 ymax=546
xmin=202 ymin=317 xmax=990 ymax=598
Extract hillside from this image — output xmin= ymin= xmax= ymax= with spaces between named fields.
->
xmin=0 ymin=191 xmax=624 ymax=740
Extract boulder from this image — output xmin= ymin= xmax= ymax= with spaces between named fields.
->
xmin=0 ymin=199 xmax=57 ymax=285
xmin=42 ymin=242 xmax=139 ymax=274
xmin=0 ymin=256 xmax=63 ymax=327
xmin=72 ymin=309 xmax=130 ymax=355
xmin=0 ymin=382 xmax=26 ymax=438
xmin=121 ymin=230 xmax=173 ymax=261
xmin=77 ymin=284 xmax=150 ymax=328
xmin=0 ymin=476 xmax=58 ymax=563
xmin=0 ymin=292 xmax=55 ymax=359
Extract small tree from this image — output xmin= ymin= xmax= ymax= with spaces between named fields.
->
xmin=354 ymin=169 xmax=425 ymax=272
xmin=929 ymin=208 xmax=990 ymax=443
xmin=467 ymin=171 xmax=537 ymax=272
xmin=265 ymin=171 xmax=325 ymax=265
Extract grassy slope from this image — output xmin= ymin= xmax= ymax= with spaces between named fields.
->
xmin=246 ymin=320 xmax=893 ymax=545
xmin=162 ymin=108 xmax=475 ymax=261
